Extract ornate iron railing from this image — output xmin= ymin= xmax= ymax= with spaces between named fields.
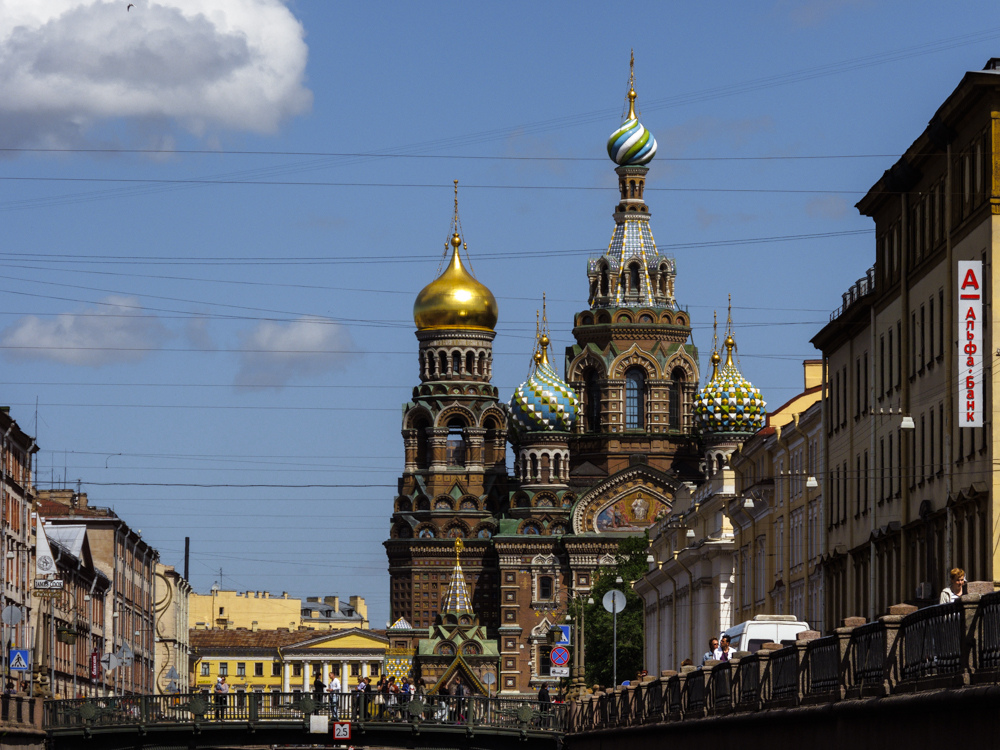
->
xmin=898 ymin=601 xmax=963 ymax=680
xmin=45 ymin=692 xmax=566 ymax=733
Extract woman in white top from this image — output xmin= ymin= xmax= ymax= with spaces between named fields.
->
xmin=939 ymin=568 xmax=965 ymax=604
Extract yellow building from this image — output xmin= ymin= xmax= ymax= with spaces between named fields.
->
xmin=190 ymin=627 xmax=388 ymax=694
xmin=190 ymin=590 xmax=368 ymax=632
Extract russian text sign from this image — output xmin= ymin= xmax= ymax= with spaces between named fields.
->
xmin=958 ymin=260 xmax=983 ymax=427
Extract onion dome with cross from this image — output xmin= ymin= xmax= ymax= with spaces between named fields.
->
xmin=693 ymin=305 xmax=766 ymax=436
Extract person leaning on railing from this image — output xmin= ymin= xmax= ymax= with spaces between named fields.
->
xmin=940 ymin=568 xmax=966 ymax=604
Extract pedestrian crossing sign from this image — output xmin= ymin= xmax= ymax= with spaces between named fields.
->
xmin=9 ymin=649 xmax=29 ymax=671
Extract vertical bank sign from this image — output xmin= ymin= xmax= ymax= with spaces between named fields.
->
xmin=959 ymin=260 xmax=983 ymax=427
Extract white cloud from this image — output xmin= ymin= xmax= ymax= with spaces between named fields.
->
xmin=0 ymin=295 xmax=172 ymax=366
xmin=805 ymin=194 xmax=849 ymax=220
xmin=0 ymin=0 xmax=311 ymax=148
xmin=234 ymin=316 xmax=357 ymax=390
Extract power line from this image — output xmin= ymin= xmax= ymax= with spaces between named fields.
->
xmin=0 ymin=175 xmax=868 ymax=194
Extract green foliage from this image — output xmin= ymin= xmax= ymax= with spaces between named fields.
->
xmin=580 ymin=535 xmax=648 ymax=689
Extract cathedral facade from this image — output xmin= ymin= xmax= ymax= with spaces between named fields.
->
xmin=383 ymin=70 xmax=705 ymax=695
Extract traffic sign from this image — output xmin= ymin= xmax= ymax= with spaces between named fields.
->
xmin=8 ymin=649 xmax=29 ymax=671
xmin=556 ymin=625 xmax=571 ymax=645
xmin=549 ymin=646 xmax=570 ymax=666
xmin=550 ymin=666 xmax=570 ymax=677
xmin=101 ymin=653 xmax=120 ymax=672
xmin=603 ymin=589 xmax=626 ymax=614
xmin=333 ymin=721 xmax=351 ymax=740
xmin=2 ymin=606 xmax=21 ymax=626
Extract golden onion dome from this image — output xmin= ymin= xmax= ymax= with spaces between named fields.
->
xmin=413 ymin=233 xmax=498 ymax=331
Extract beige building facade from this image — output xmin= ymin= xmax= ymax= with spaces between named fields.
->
xmin=154 ymin=563 xmax=191 ymax=694
xmin=190 ymin=590 xmax=368 ymax=632
xmin=730 ymin=397 xmax=824 ymax=630
xmin=811 ymin=59 xmax=1000 ymax=628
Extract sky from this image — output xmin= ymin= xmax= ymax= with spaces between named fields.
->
xmin=1 ymin=0 xmax=999 ymax=627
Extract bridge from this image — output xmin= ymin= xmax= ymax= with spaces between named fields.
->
xmin=44 ymin=692 xmax=566 ymax=750
xmin=43 ymin=593 xmax=1000 ymax=750
xmin=565 ymin=594 xmax=1000 ymax=750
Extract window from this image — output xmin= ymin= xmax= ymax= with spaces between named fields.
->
xmin=236 ymin=663 xmax=246 ymax=677
xmin=201 ymin=662 xmax=210 ymax=677
xmin=272 ymin=663 xmax=281 ymax=677
xmin=585 ymin=370 xmax=602 ymax=432
xmin=293 ymin=664 xmax=301 ymax=677
xmin=670 ymin=368 xmax=685 ymax=430
xmin=219 ymin=663 xmax=229 ymax=677
xmin=254 ymin=663 xmax=264 ymax=677
xmin=446 ymin=419 xmax=465 ymax=466
xmin=625 ymin=368 xmax=645 ymax=429
xmin=629 ymin=264 xmax=641 ymax=294
xmin=539 ymin=576 xmax=553 ymax=600
xmin=371 ymin=663 xmax=379 ymax=677
xmin=351 ymin=663 xmax=360 ymax=676
xmin=887 ymin=327 xmax=893 ymax=395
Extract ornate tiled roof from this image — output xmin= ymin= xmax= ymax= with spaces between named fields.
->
xmin=442 ymin=538 xmax=473 ymax=614
xmin=510 ymin=332 xmax=578 ymax=434
xmin=388 ymin=617 xmax=413 ymax=630
xmin=694 ymin=330 xmax=766 ymax=436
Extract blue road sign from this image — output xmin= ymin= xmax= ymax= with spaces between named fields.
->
xmin=557 ymin=625 xmax=571 ymax=645
xmin=9 ymin=649 xmax=29 ymax=671
xmin=550 ymin=646 xmax=570 ymax=666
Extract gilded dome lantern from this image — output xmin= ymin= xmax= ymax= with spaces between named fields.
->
xmin=413 ymin=183 xmax=498 ymax=332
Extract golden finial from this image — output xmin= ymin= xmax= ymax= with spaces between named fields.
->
xmin=724 ymin=295 xmax=735 ymax=365
xmin=538 ymin=293 xmax=551 ymax=365
xmin=710 ymin=311 xmax=720 ymax=379
xmin=454 ymin=536 xmax=464 ymax=561
xmin=451 ymin=233 xmax=461 ymax=249
xmin=627 ymin=49 xmax=637 ymax=120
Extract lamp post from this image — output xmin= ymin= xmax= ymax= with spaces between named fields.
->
xmin=868 ymin=409 xmax=914 ymax=621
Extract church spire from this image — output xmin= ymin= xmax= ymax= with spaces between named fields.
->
xmin=590 ymin=53 xmax=674 ymax=310
xmin=442 ymin=538 xmax=473 ymax=614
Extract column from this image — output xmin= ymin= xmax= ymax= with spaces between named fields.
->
xmin=282 ymin=662 xmax=290 ymax=693
xmin=341 ymin=661 xmax=349 ymax=691
xmin=320 ymin=661 xmax=329 ymax=691
xmin=465 ymin=428 xmax=486 ymax=472
xmin=302 ymin=662 xmax=309 ymax=692
xmin=428 ymin=428 xmax=449 ymax=471
xmin=362 ymin=662 xmax=369 ymax=678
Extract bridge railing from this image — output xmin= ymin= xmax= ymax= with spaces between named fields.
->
xmin=45 ymin=692 xmax=566 ymax=734
xmin=568 ymin=592 xmax=1000 ymax=733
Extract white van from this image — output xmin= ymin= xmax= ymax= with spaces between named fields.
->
xmin=722 ymin=615 xmax=811 ymax=654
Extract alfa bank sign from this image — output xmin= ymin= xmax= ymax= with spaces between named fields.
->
xmin=959 ymin=260 xmax=983 ymax=428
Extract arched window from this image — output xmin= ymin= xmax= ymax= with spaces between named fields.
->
xmin=625 ymin=368 xmax=646 ymax=430
xmin=452 ymin=352 xmax=461 ymax=376
xmin=539 ymin=576 xmax=553 ymax=600
xmin=438 ymin=351 xmax=447 ymax=378
xmin=600 ymin=269 xmax=609 ymax=296
xmin=478 ymin=352 xmax=486 ymax=377
xmin=552 ymin=454 xmax=561 ymax=482
xmin=669 ymin=367 xmax=685 ymax=430
xmin=585 ymin=370 xmax=602 ymax=432
xmin=466 ymin=351 xmax=474 ymax=375
xmin=629 ymin=264 xmax=641 ymax=294
xmin=446 ymin=419 xmax=465 ymax=466
xmin=413 ymin=417 xmax=430 ymax=468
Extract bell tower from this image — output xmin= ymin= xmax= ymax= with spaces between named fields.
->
xmin=385 ymin=183 xmax=506 ymax=631
xmin=566 ymin=55 xmax=701 ymax=480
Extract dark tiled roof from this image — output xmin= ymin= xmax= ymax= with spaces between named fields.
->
xmin=189 ymin=629 xmax=318 ymax=650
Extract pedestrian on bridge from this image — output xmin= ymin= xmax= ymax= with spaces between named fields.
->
xmin=702 ymin=638 xmax=719 ymax=665
xmin=213 ymin=676 xmax=228 ymax=720
xmin=313 ymin=673 xmax=326 ymax=703
xmin=940 ymin=568 xmax=966 ymax=604
xmin=327 ymin=672 xmax=341 ymax=715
